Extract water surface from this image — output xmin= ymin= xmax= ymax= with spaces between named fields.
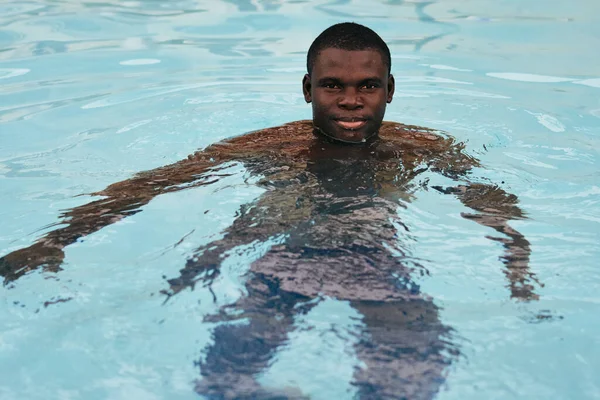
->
xmin=1 ymin=1 xmax=599 ymax=399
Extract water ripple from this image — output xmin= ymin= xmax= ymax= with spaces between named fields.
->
xmin=525 ymin=111 xmax=566 ymax=133
xmin=0 ymin=68 xmax=30 ymax=79
xmin=0 ymin=93 xmax=106 ymax=122
xmin=80 ymin=81 xmax=297 ymax=109
xmin=487 ymin=72 xmax=574 ymax=83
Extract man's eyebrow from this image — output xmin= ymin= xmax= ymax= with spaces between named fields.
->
xmin=359 ymin=77 xmax=383 ymax=84
xmin=317 ymin=77 xmax=384 ymax=86
xmin=317 ymin=77 xmax=342 ymax=84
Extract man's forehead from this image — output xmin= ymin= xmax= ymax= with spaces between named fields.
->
xmin=314 ymin=48 xmax=386 ymax=71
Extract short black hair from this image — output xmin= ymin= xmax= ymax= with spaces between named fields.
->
xmin=306 ymin=22 xmax=391 ymax=76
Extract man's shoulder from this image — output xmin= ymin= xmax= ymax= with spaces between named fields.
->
xmin=379 ymin=121 xmax=447 ymax=143
xmin=193 ymin=120 xmax=314 ymax=161
xmin=377 ymin=121 xmax=479 ymax=173
xmin=226 ymin=120 xmax=313 ymax=144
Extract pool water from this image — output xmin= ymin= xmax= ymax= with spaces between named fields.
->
xmin=1 ymin=0 xmax=600 ymax=399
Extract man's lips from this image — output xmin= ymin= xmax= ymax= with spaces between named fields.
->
xmin=333 ymin=118 xmax=368 ymax=130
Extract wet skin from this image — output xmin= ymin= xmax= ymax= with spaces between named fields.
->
xmin=0 ymin=49 xmax=541 ymax=399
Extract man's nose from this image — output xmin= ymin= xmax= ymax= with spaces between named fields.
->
xmin=338 ymin=88 xmax=363 ymax=109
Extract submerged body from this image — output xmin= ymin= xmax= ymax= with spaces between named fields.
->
xmin=0 ymin=119 xmax=537 ymax=399
xmin=0 ymin=22 xmax=541 ymax=399
xmin=168 ymin=120 xmax=472 ymax=300
xmin=167 ymin=121 xmax=465 ymax=399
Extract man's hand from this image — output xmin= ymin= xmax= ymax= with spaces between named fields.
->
xmin=0 ymin=241 xmax=65 ymax=284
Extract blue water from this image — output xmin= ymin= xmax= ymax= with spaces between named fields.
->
xmin=1 ymin=0 xmax=600 ymax=399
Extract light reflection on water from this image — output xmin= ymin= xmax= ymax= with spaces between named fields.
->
xmin=1 ymin=0 xmax=600 ymax=399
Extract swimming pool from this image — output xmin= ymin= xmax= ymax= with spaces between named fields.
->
xmin=1 ymin=0 xmax=599 ymax=398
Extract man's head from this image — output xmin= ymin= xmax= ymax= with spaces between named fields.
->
xmin=303 ymin=22 xmax=395 ymax=144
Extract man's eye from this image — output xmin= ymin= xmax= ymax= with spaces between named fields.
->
xmin=324 ymin=83 xmax=338 ymax=89
xmin=362 ymin=84 xmax=378 ymax=89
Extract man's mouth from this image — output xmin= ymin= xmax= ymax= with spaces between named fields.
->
xmin=333 ymin=118 xmax=368 ymax=130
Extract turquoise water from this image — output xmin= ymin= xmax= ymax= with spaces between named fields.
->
xmin=1 ymin=0 xmax=600 ymax=398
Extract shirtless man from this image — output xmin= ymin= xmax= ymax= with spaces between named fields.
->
xmin=0 ymin=23 xmax=539 ymax=399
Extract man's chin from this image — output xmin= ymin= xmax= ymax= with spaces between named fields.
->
xmin=334 ymin=130 xmax=369 ymax=143
xmin=316 ymin=125 xmax=374 ymax=144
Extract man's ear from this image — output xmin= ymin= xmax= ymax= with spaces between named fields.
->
xmin=302 ymin=74 xmax=312 ymax=103
xmin=387 ymin=74 xmax=395 ymax=103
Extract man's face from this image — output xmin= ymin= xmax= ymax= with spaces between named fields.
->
xmin=303 ymin=48 xmax=395 ymax=143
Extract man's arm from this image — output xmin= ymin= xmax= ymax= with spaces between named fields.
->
xmin=165 ymin=175 xmax=316 ymax=297
xmin=0 ymin=144 xmax=234 ymax=284
xmin=413 ymin=129 xmax=540 ymax=301
xmin=434 ymin=183 xmax=541 ymax=301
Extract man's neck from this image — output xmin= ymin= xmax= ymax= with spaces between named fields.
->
xmin=312 ymin=125 xmax=379 ymax=146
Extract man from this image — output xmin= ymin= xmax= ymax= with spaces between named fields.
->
xmin=1 ymin=23 xmax=539 ymax=399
